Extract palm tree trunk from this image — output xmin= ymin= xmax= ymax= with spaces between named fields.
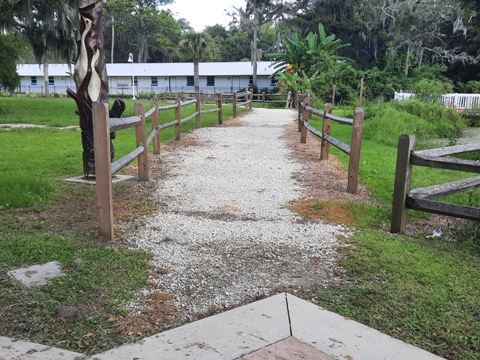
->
xmin=111 ymin=15 xmax=115 ymax=63
xmin=43 ymin=57 xmax=50 ymax=97
xmin=252 ymin=21 xmax=258 ymax=86
xmin=194 ymin=61 xmax=199 ymax=93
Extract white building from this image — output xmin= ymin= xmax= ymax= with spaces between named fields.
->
xmin=16 ymin=61 xmax=278 ymax=95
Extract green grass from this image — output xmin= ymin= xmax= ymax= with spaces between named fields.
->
xmin=302 ymin=101 xmax=480 ymax=359
xmin=1 ymin=97 xmax=479 ymax=358
xmin=0 ymin=97 xmax=79 ymax=126
xmin=0 ymin=98 xmax=244 ymax=209
xmin=0 ymin=96 xmax=246 ymax=353
xmin=0 ymin=230 xmax=151 ymax=353
xmin=316 ymin=230 xmax=480 ymax=359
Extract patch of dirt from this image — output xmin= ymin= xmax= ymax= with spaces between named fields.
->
xmin=291 ymin=199 xmax=357 ymax=226
xmin=282 ymin=120 xmax=372 ymax=224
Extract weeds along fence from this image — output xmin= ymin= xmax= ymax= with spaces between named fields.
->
xmin=92 ymin=95 xmax=223 ymax=240
xmin=391 ymin=135 xmax=480 ymax=234
xmin=297 ymin=93 xmax=364 ymax=194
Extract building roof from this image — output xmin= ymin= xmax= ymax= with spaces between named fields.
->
xmin=17 ymin=62 xmax=276 ymax=77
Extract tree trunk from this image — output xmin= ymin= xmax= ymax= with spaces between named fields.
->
xmin=111 ymin=15 xmax=115 ymax=63
xmin=138 ymin=33 xmax=148 ymax=63
xmin=252 ymin=21 xmax=258 ymax=86
xmin=405 ymin=43 xmax=411 ymax=77
xmin=43 ymin=58 xmax=50 ymax=97
xmin=194 ymin=61 xmax=199 ymax=93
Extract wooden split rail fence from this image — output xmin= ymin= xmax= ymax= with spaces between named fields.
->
xmin=231 ymin=90 xmax=253 ymax=118
xmin=391 ymin=135 xmax=480 ymax=234
xmin=92 ymin=95 xmax=223 ymax=240
xmin=297 ymin=94 xmax=365 ymax=194
xmin=252 ymin=92 xmax=291 ymax=108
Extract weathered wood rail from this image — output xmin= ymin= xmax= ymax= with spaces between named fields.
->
xmin=231 ymin=90 xmax=253 ymax=118
xmin=93 ymin=95 xmax=223 ymax=240
xmin=391 ymin=135 xmax=480 ymax=233
xmin=160 ymin=90 xmax=251 ymax=118
xmin=252 ymin=92 xmax=290 ymax=108
xmin=297 ymin=94 xmax=365 ymax=194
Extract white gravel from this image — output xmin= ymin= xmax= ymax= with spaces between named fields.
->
xmin=127 ymin=108 xmax=350 ymax=319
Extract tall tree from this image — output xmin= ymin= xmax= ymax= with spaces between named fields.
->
xmin=8 ymin=0 xmax=77 ymax=96
xmin=177 ymin=32 xmax=214 ymax=93
xmin=105 ymin=0 xmax=173 ymax=63
xmin=0 ymin=34 xmax=21 ymax=91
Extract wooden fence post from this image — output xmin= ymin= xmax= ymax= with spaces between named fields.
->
xmin=92 ymin=102 xmax=113 ymax=241
xmin=346 ymin=107 xmax=364 ymax=194
xmin=391 ymin=135 xmax=416 ymax=234
xmin=321 ymin=103 xmax=333 ymax=160
xmin=151 ymin=98 xmax=160 ymax=154
xmin=233 ymin=91 xmax=237 ymax=118
xmin=300 ymin=94 xmax=311 ymax=144
xmin=297 ymin=93 xmax=305 ymax=133
xmin=175 ymin=98 xmax=181 ymax=140
xmin=262 ymin=92 xmax=265 ymax=108
xmin=196 ymin=94 xmax=201 ymax=128
xmin=217 ymin=93 xmax=223 ymax=124
xmin=135 ymin=103 xmax=149 ymax=181
xmin=249 ymin=89 xmax=253 ymax=111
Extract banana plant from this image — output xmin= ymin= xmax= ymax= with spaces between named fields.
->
xmin=268 ymin=23 xmax=349 ymax=75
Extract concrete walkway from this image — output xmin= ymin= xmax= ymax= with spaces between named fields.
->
xmin=1 ymin=293 xmax=443 ymax=360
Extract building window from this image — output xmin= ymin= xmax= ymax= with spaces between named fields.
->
xmin=249 ymin=75 xmax=253 ymax=86
xmin=151 ymin=76 xmax=158 ymax=86
xmin=207 ymin=76 xmax=215 ymax=87
xmin=117 ymin=78 xmax=129 ymax=87
xmin=187 ymin=76 xmax=194 ymax=87
xmin=31 ymin=76 xmax=37 ymax=85
xmin=270 ymin=78 xmax=277 ymax=87
xmin=132 ymin=76 xmax=138 ymax=86
xmin=48 ymin=76 xmax=54 ymax=85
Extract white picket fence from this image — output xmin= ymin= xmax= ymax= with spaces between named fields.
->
xmin=394 ymin=92 xmax=480 ymax=110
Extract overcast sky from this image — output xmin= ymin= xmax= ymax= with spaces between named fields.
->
xmin=164 ymin=0 xmax=245 ymax=31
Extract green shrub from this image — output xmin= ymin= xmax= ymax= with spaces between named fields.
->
xmin=411 ymin=79 xmax=453 ymax=102
xmin=457 ymin=80 xmax=480 ymax=93
xmin=393 ymin=98 xmax=465 ymax=138
xmin=363 ymin=99 xmax=465 ymax=147
xmin=138 ymin=91 xmax=155 ymax=99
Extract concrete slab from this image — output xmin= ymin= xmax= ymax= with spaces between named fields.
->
xmin=7 ymin=262 xmax=64 ymax=287
xmin=287 ymin=294 xmax=444 ymax=360
xmin=0 ymin=293 xmax=445 ymax=360
xmin=94 ymin=293 xmax=290 ymax=360
xmin=0 ymin=336 xmax=83 ymax=360
xmin=237 ymin=336 xmax=334 ymax=360
xmin=65 ymin=175 xmax=134 ymax=185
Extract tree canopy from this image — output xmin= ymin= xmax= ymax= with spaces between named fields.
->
xmin=0 ymin=0 xmax=479 ymax=101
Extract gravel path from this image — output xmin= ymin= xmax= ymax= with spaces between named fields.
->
xmin=126 ymin=108 xmax=351 ymax=321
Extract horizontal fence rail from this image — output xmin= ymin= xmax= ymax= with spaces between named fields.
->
xmin=252 ymin=91 xmax=291 ymax=108
xmin=297 ymin=93 xmax=364 ymax=194
xmin=391 ymin=135 xmax=480 ymax=234
xmin=232 ymin=89 xmax=253 ymax=118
